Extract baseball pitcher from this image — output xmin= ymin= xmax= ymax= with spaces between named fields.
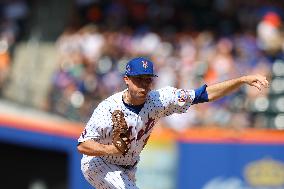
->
xmin=77 ymin=57 xmax=269 ymax=189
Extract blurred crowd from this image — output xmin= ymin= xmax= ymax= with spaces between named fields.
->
xmin=0 ymin=0 xmax=29 ymax=94
xmin=48 ymin=0 xmax=284 ymax=129
xmin=48 ymin=15 xmax=282 ymax=129
xmin=1 ymin=0 xmax=284 ymax=129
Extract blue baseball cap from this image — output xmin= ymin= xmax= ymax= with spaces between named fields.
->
xmin=125 ymin=57 xmax=158 ymax=77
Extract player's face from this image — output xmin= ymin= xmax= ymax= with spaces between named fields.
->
xmin=124 ymin=75 xmax=154 ymax=102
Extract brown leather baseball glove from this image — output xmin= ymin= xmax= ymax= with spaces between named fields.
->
xmin=111 ymin=110 xmax=130 ymax=156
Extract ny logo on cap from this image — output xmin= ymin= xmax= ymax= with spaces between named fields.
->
xmin=142 ymin=60 xmax=148 ymax=69
xmin=126 ymin=64 xmax=131 ymax=72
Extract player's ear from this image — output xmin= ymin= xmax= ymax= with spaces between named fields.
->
xmin=123 ymin=76 xmax=130 ymax=86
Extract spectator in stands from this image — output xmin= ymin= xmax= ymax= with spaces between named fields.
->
xmin=257 ymin=11 xmax=284 ymax=61
xmin=0 ymin=39 xmax=10 ymax=95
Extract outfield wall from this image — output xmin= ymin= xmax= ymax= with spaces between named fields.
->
xmin=177 ymin=128 xmax=284 ymax=189
xmin=0 ymin=114 xmax=92 ymax=189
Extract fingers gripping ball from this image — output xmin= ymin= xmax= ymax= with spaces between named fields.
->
xmin=111 ymin=110 xmax=130 ymax=156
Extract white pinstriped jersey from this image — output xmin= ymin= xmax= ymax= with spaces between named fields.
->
xmin=78 ymin=86 xmax=195 ymax=166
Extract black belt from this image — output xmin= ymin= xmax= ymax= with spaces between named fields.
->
xmin=118 ymin=161 xmax=138 ymax=169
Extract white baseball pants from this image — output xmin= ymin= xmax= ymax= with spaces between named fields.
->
xmin=81 ymin=157 xmax=139 ymax=189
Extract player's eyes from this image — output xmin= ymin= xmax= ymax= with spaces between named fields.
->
xmin=138 ymin=78 xmax=152 ymax=83
xmin=130 ymin=76 xmax=153 ymax=84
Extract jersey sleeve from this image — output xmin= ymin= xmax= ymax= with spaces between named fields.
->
xmin=192 ymin=84 xmax=209 ymax=104
xmin=78 ymin=100 xmax=112 ymax=143
xmin=155 ymin=86 xmax=195 ymax=117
